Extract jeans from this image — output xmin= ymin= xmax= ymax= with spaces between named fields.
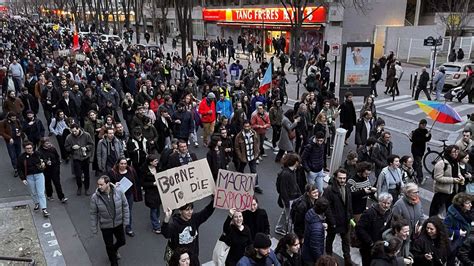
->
xmin=72 ymin=159 xmax=90 ymax=190
xmin=436 ymin=86 xmax=442 ymax=100
xmin=101 ymin=225 xmax=126 ymax=266
xmin=27 ymin=173 xmax=47 ymax=209
xmin=6 ymin=140 xmax=22 ymax=169
xmin=237 ymin=159 xmax=259 ymax=186
xmin=150 ymin=208 xmax=161 ymax=230
xmin=307 ymin=170 xmax=325 ymax=194
xmin=275 ymin=207 xmax=291 ymax=233
xmin=125 ymin=193 xmax=133 ymax=232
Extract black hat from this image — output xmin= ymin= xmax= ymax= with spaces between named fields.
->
xmin=253 ymin=233 xmax=271 ymax=249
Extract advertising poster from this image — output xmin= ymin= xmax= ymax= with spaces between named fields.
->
xmin=342 ymin=46 xmax=373 ymax=86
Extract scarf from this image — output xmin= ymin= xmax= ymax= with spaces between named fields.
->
xmin=179 ymin=152 xmax=193 ymax=166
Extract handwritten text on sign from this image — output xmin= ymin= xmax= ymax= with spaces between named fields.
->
xmin=214 ymin=169 xmax=256 ymax=211
xmin=155 ymin=159 xmax=215 ymax=210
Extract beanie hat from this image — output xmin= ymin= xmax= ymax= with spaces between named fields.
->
xmin=207 ymin=92 xmax=216 ymax=99
xmin=253 ymin=233 xmax=271 ymax=249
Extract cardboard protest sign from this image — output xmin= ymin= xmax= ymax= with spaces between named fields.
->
xmin=214 ymin=169 xmax=256 ymax=211
xmin=58 ymin=49 xmax=70 ymax=57
xmin=75 ymin=53 xmax=86 ymax=61
xmin=155 ymin=159 xmax=215 ymax=211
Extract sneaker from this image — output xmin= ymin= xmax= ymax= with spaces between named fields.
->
xmin=116 ymin=251 xmax=121 ymax=260
xmin=84 ymin=189 xmax=90 ymax=196
xmin=262 ymin=154 xmax=268 ymax=157
xmin=254 ymin=187 xmax=263 ymax=194
xmin=42 ymin=209 xmax=50 ymax=217
xmin=256 ymin=159 xmax=260 ymax=164
xmin=47 ymin=196 xmax=54 ymax=201
xmin=194 ymin=142 xmax=199 ymax=148
xmin=126 ymin=231 xmax=135 ymax=237
xmin=34 ymin=203 xmax=40 ymax=210
xmin=153 ymin=229 xmax=161 ymax=234
xmin=77 ymin=188 xmax=82 ymax=196
xmin=14 ymin=170 xmax=18 ymax=177
xmin=60 ymin=197 xmax=68 ymax=203
xmin=274 ymin=228 xmax=287 ymax=236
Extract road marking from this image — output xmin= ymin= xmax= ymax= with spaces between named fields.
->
xmin=374 ymin=95 xmax=411 ymax=105
xmin=454 ymin=104 xmax=474 ymax=113
xmin=384 ymin=100 xmax=417 ymax=111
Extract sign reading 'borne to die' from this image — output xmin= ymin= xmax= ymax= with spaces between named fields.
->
xmin=214 ymin=169 xmax=256 ymax=211
xmin=154 ymin=159 xmax=215 ymax=211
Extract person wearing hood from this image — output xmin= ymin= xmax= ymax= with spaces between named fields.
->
xmin=22 ymin=110 xmax=45 ymax=149
xmin=90 ymin=175 xmax=129 ymax=266
xmin=301 ymin=132 xmax=326 ymax=194
xmin=162 ymin=199 xmax=215 ymax=265
xmin=64 ymin=123 xmax=95 ymax=195
xmin=443 ymin=192 xmax=472 ymax=264
xmin=382 ymin=216 xmax=414 ymax=265
xmin=433 ymin=66 xmax=446 ymax=101
xmin=198 ymin=92 xmax=217 ymax=146
xmin=237 ymin=233 xmax=280 ymax=266
xmin=355 ymin=192 xmax=393 ymax=266
xmin=372 ymin=131 xmax=392 ymax=178
xmin=301 ymin=198 xmax=329 ymax=265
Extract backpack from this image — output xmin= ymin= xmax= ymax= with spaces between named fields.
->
xmin=290 ymin=195 xmax=305 ymax=221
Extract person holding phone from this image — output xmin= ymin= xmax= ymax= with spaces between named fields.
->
xmin=410 ymin=217 xmax=449 ymax=266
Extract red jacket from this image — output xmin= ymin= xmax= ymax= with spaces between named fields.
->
xmin=251 ymin=111 xmax=271 ymax=135
xmin=198 ymin=98 xmax=216 ymax=123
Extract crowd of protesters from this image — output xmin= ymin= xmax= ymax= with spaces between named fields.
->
xmin=2 ymin=15 xmax=474 ymax=266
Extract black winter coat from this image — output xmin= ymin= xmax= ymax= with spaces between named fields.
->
xmin=458 ymin=235 xmax=474 ymax=265
xmin=278 ymin=167 xmax=302 ymax=208
xmin=292 ymin=194 xmax=314 ymax=239
xmin=356 ymin=204 xmax=391 ymax=248
xmin=222 ymin=216 xmax=252 ymax=266
xmin=410 ymin=234 xmax=447 ymax=266
xmin=411 ymin=127 xmax=431 ymax=157
xmin=323 ymin=184 xmax=353 ymax=234
xmin=242 ymin=208 xmax=270 ymax=239
xmin=142 ymin=166 xmax=161 ymax=208
xmin=339 ymin=100 xmax=357 ymax=128
xmin=206 ymin=149 xmax=227 ymax=181
xmin=276 ymin=250 xmax=303 ymax=266
xmin=370 ymin=255 xmax=404 ymax=266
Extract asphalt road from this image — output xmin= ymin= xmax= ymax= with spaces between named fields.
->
xmin=0 ymin=38 xmax=472 ymax=266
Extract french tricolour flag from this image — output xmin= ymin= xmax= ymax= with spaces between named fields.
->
xmin=258 ymin=62 xmax=272 ymax=94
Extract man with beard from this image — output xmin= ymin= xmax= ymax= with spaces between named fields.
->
xmin=166 ymin=140 xmax=198 ymax=169
xmin=90 ymin=175 xmax=129 ymax=266
xmin=3 ymin=89 xmax=24 ymax=119
xmin=56 ymin=89 xmax=79 ymax=120
xmin=97 ymin=128 xmax=125 ymax=175
xmin=65 ymin=123 xmax=94 ymax=196
xmin=237 ymin=233 xmax=280 ymax=265
xmin=19 ymin=87 xmax=39 ymax=120
xmin=323 ymin=168 xmax=353 ymax=266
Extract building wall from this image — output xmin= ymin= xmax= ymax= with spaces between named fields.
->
xmin=342 ymin=0 xmax=407 ymax=43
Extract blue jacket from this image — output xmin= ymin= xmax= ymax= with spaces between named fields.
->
xmin=301 ymin=137 xmax=325 ymax=173
xmin=216 ymin=99 xmax=233 ymax=119
xmin=444 ymin=205 xmax=472 ymax=247
xmin=433 ymin=70 xmax=445 ymax=92
xmin=302 ymin=209 xmax=325 ymax=263
xmin=236 ymin=249 xmax=280 ymax=266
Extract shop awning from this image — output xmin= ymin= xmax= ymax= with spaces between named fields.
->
xmin=216 ymin=21 xmax=323 ymax=31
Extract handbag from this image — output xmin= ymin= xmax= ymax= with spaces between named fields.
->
xmin=163 ymin=240 xmax=174 ymax=264
xmin=212 ymin=235 xmax=230 ymax=266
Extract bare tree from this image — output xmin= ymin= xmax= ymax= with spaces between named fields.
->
xmin=174 ymin=0 xmax=194 ymax=59
xmin=157 ymin=0 xmax=172 ymax=42
xmin=427 ymin=0 xmax=473 ymax=49
xmin=280 ymin=0 xmax=368 ymax=54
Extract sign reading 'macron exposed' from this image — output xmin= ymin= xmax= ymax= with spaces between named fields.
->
xmin=154 ymin=159 xmax=215 ymax=211
xmin=214 ymin=169 xmax=256 ymax=211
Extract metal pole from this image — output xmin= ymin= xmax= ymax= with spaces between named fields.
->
xmin=407 ymin=38 xmax=413 ymax=63
xmin=430 ymin=45 xmax=437 ymax=93
xmin=333 ymin=56 xmax=337 ymax=84
xmin=409 ymin=74 xmax=413 ymax=91
xmin=297 ymin=81 xmax=300 ymax=100
xmin=469 ymin=37 xmax=473 ymax=61
xmin=412 ymin=72 xmax=418 ymax=98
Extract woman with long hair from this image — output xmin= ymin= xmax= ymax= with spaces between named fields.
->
xmin=444 ymin=192 xmax=472 ymax=264
xmin=400 ymin=155 xmax=416 ymax=184
xmin=410 ymin=216 xmax=450 ymax=266
xmin=142 ymin=155 xmax=162 ymax=234
xmin=359 ymin=95 xmax=377 ymax=119
xmin=221 ymin=209 xmax=252 ymax=265
xmin=108 ymin=157 xmax=141 ymax=237
xmin=275 ymin=233 xmax=303 ymax=266
xmin=206 ymin=134 xmax=227 ymax=181
xmin=458 ymin=150 xmax=472 ymax=192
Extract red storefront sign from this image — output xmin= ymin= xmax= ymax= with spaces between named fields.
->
xmin=0 ymin=6 xmax=8 ymax=12
xmin=202 ymin=7 xmax=326 ymax=24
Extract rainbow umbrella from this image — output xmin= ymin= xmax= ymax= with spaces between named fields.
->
xmin=416 ymin=100 xmax=463 ymax=129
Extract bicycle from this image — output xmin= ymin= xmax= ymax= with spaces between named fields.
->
xmin=423 ymin=139 xmax=448 ymax=176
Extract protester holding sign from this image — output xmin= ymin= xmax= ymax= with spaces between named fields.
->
xmin=162 ymin=199 xmax=215 ymax=265
xmin=221 ymin=208 xmax=252 ymax=265
xmin=242 ymin=196 xmax=270 ymax=239
xmin=142 ymin=155 xmax=162 ymax=234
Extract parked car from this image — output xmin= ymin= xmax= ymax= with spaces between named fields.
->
xmin=441 ymin=62 xmax=474 ymax=90
xmin=99 ymin=34 xmax=123 ymax=46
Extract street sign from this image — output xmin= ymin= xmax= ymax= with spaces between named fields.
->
xmin=331 ymin=43 xmax=340 ymax=56
xmin=423 ymin=36 xmax=442 ymax=47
